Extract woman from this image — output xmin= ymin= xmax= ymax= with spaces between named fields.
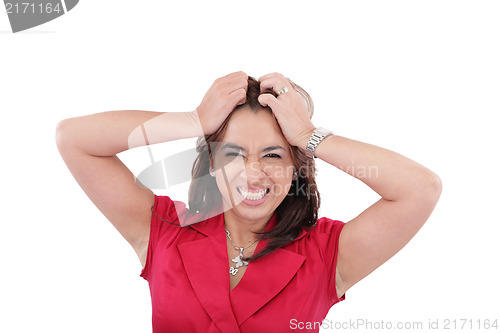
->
xmin=56 ymin=71 xmax=442 ymax=332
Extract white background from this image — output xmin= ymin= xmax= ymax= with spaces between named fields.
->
xmin=1 ymin=1 xmax=499 ymax=332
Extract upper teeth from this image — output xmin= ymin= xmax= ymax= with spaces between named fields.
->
xmin=238 ymin=187 xmax=267 ymax=201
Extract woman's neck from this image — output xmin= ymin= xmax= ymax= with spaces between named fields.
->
xmin=223 ymin=210 xmax=271 ymax=246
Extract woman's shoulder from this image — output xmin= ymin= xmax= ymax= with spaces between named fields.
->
xmin=293 ymin=217 xmax=346 ymax=251
xmin=152 ymin=194 xmax=187 ymax=222
xmin=311 ymin=216 xmax=346 ymax=235
xmin=152 ymin=194 xmax=222 ymax=228
xmin=287 ymin=216 xmax=345 ymax=248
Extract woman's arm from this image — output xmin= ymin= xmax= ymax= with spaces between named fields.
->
xmin=55 ymin=110 xmax=203 ymax=266
xmin=300 ymin=133 xmax=442 ymax=297
xmin=258 ymin=72 xmax=442 ymax=299
xmin=57 ymin=110 xmax=204 ymax=157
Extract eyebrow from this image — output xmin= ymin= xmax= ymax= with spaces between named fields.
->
xmin=221 ymin=143 xmax=286 ymax=153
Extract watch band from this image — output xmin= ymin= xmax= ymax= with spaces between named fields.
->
xmin=305 ymin=127 xmax=333 ymax=158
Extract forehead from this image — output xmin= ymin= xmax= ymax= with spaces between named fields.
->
xmin=220 ymin=107 xmax=289 ymax=149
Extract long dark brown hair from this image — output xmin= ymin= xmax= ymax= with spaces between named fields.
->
xmin=183 ymin=76 xmax=321 ymax=262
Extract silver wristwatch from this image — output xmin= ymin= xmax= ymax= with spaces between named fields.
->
xmin=305 ymin=127 xmax=334 ymax=158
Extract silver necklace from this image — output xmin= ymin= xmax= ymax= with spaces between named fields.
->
xmin=225 ymin=229 xmax=258 ymax=276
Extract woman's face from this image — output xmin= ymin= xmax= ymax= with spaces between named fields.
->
xmin=212 ymin=106 xmax=295 ymax=223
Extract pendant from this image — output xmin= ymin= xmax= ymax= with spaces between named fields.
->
xmin=229 ymin=248 xmax=248 ymax=275
xmin=231 ymin=248 xmax=248 ymax=268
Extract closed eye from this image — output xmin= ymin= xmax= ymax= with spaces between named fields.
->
xmin=264 ymin=153 xmax=281 ymax=158
xmin=225 ymin=152 xmax=244 ymax=157
xmin=224 ymin=152 xmax=281 ymax=158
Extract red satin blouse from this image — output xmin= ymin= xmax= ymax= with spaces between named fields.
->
xmin=140 ymin=195 xmax=346 ymax=332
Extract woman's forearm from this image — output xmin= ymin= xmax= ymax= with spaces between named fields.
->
xmin=299 ymin=132 xmax=441 ymax=203
xmin=56 ymin=110 xmax=203 ymax=157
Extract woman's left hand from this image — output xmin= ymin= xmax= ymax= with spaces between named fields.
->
xmin=258 ymin=73 xmax=316 ymax=148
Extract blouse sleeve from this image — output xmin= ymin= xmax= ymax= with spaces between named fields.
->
xmin=139 ymin=194 xmax=186 ymax=281
xmin=315 ymin=217 xmax=347 ymax=305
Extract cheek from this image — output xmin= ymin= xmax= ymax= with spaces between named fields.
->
xmin=270 ymin=181 xmax=293 ymax=198
xmin=214 ymin=170 xmax=240 ymax=200
xmin=269 ymin=168 xmax=294 ymax=197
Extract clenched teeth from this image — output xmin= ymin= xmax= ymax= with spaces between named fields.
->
xmin=237 ymin=187 xmax=269 ymax=201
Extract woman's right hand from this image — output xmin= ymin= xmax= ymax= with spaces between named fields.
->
xmin=195 ymin=71 xmax=248 ymax=135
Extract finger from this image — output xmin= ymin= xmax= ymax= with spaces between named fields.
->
xmin=224 ymin=74 xmax=248 ymax=94
xmin=260 ymin=77 xmax=292 ymax=96
xmin=225 ymin=71 xmax=248 ymax=86
xmin=223 ymin=71 xmax=247 ymax=81
xmin=231 ymin=76 xmax=249 ymax=91
xmin=230 ymin=88 xmax=247 ymax=106
xmin=223 ymin=79 xmax=247 ymax=99
xmin=215 ymin=71 xmax=247 ymax=89
xmin=258 ymin=72 xmax=284 ymax=82
xmin=258 ymin=93 xmax=279 ymax=109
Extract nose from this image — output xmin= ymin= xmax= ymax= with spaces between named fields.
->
xmin=240 ymin=158 xmax=265 ymax=182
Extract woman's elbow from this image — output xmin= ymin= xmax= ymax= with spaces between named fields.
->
xmin=417 ymin=170 xmax=442 ymax=208
xmin=428 ymin=171 xmax=442 ymax=200
xmin=55 ymin=119 xmax=68 ymax=149
xmin=55 ymin=118 xmax=77 ymax=151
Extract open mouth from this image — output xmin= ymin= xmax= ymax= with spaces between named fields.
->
xmin=236 ymin=186 xmax=271 ymax=201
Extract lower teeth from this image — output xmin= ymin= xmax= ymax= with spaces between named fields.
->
xmin=246 ymin=196 xmax=263 ymax=201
